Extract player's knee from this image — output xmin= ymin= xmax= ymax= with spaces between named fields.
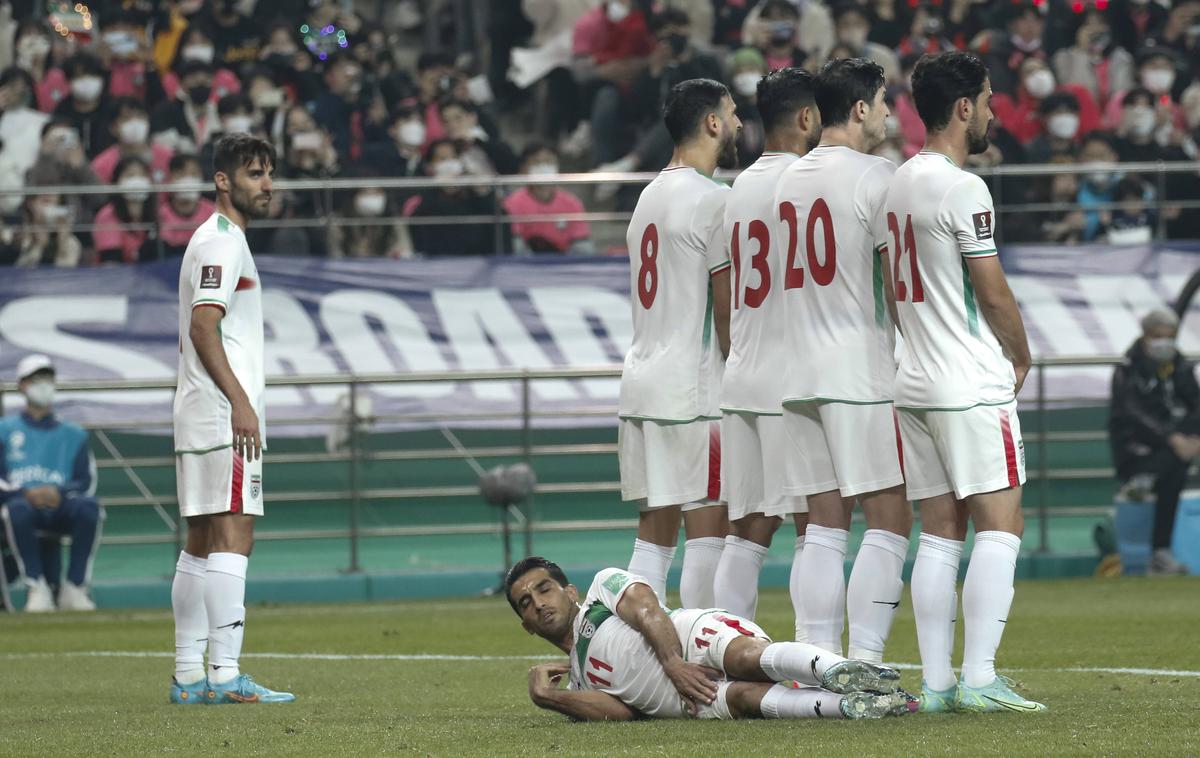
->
xmin=70 ymin=497 xmax=101 ymax=525
xmin=3 ymin=499 xmax=35 ymax=526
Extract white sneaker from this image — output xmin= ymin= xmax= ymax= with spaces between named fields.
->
xmin=1148 ymin=548 xmax=1188 ymax=576
xmin=24 ymin=577 xmax=56 ymax=613
xmin=57 ymin=581 xmax=96 ymax=611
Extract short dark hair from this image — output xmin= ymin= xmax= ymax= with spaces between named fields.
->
xmin=911 ymin=51 xmax=989 ymax=133
xmin=110 ymin=96 xmax=147 ymax=120
xmin=212 ymin=132 xmax=276 ymax=180
xmin=439 ymin=98 xmax=476 ymax=116
xmin=1122 ymin=87 xmax=1155 ymax=108
xmin=760 ymin=0 xmax=800 ymax=19
xmin=649 ymin=8 xmax=690 ymax=34
xmin=1080 ymin=130 xmax=1117 ymax=153
xmin=1114 ymin=176 xmax=1147 ymax=202
xmin=63 ymin=52 xmax=104 ymax=80
xmin=814 ymin=57 xmax=885 ymax=128
xmin=168 ymin=152 xmax=202 ymax=175
xmin=663 ymin=78 xmax=729 ymax=145
xmin=519 ymin=140 xmax=556 ymax=165
xmin=218 ymin=93 xmax=254 ymax=117
xmin=1038 ymin=91 xmax=1079 ymax=116
xmin=504 ymin=556 xmax=569 ymax=614
xmin=758 ymin=67 xmax=817 ymax=134
xmin=417 ymin=51 xmax=455 ymax=72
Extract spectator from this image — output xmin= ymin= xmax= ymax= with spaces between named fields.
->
xmin=942 ymin=0 xmax=990 ymax=48
xmin=245 ymin=189 xmax=316 ymax=257
xmin=889 ymin=53 xmax=926 ymax=159
xmin=1102 ymin=47 xmax=1189 ymax=136
xmin=981 ymin=2 xmax=1047 ymax=97
xmin=1110 ymin=0 xmax=1169 ymax=57
xmin=0 ymin=67 xmax=49 ymax=205
xmin=1109 ymin=309 xmax=1198 ymax=576
xmin=895 ymin=2 xmax=958 ymax=59
xmin=158 ymin=153 xmax=215 ymax=257
xmin=0 ymin=354 xmax=101 ymax=611
xmin=257 ymin=21 xmax=321 ymax=104
xmin=10 ymin=21 xmax=68 ymax=112
xmin=0 ymin=188 xmax=83 ymax=267
xmin=279 ymin=104 xmax=337 ymax=252
xmin=162 ymin=25 xmax=242 ymax=104
xmin=832 ymin=2 xmax=900 ymax=84
xmin=503 ymin=142 xmax=592 ymax=255
xmin=1024 ymin=92 xmax=1084 ymax=163
xmin=742 ymin=0 xmax=834 ymax=66
xmin=1114 ymin=88 xmax=1189 ymax=163
xmin=93 ymin=156 xmax=156 ymax=264
xmin=329 ymin=176 xmax=411 ymax=259
xmin=991 ymin=57 xmax=1100 ymax=146
xmin=1051 ymin=6 xmax=1134 ymax=111
xmin=242 ymin=65 xmax=292 ymax=147
xmin=1007 ymin=157 xmax=1087 ymax=244
xmin=97 ymin=8 xmax=160 ymax=103
xmin=150 ymin=60 xmax=219 ymax=153
xmin=90 ymin=97 xmax=173 ymax=184
xmin=195 ymin=0 xmax=264 ymax=68
xmin=402 ymin=139 xmax=506 ymax=256
xmin=197 ymin=93 xmax=261 ymax=178
xmin=865 ymin=0 xmax=904 ymax=49
xmin=1159 ymin=0 xmax=1200 ymax=60
xmin=358 ymin=105 xmax=428 ymax=179
xmin=313 ymin=58 xmax=369 ymax=161
xmin=728 ymin=47 xmax=768 ymax=165
xmin=441 ymin=98 xmax=519 ymax=176
xmin=414 ymin=52 xmax=473 ymax=147
xmin=1106 ymin=177 xmax=1154 ymax=245
xmin=22 ymin=121 xmax=102 ymax=220
xmin=52 ymin=53 xmax=112 ymax=158
xmin=1077 ymin=131 xmax=1121 ymax=241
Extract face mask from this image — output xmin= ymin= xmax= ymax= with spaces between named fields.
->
xmin=398 ymin=120 xmax=426 ymax=147
xmin=118 ymin=175 xmax=152 ymax=202
xmin=16 ymin=35 xmax=51 ymax=69
xmin=527 ymin=163 xmax=558 ymax=176
xmin=24 ymin=381 xmax=55 ymax=408
xmin=1144 ymin=337 xmax=1176 ymax=363
xmin=840 ymin=27 xmax=868 ymax=50
xmin=187 ymin=84 xmax=212 ymax=104
xmin=355 ymin=193 xmax=387 ymax=216
xmin=432 ymin=158 xmax=464 ymax=178
xmin=41 ymin=204 xmax=71 ymax=222
xmin=734 ymin=72 xmax=761 ymax=97
xmin=768 ymin=21 xmax=796 ymax=45
xmin=224 ymin=114 xmax=254 ymax=134
xmin=181 ymin=44 xmax=215 ymax=63
xmin=105 ymin=31 xmax=139 ymax=56
xmin=1023 ymin=69 xmax=1055 ymax=99
xmin=666 ymin=33 xmax=689 ymax=56
xmin=884 ymin=114 xmax=900 ymax=138
xmin=171 ymin=181 xmax=201 ymax=203
xmin=1141 ymin=68 xmax=1175 ymax=95
xmin=1128 ymin=106 xmax=1156 ymax=138
xmin=119 ymin=117 xmax=149 ymax=144
xmin=71 ymin=75 xmax=103 ymax=101
xmin=606 ymin=2 xmax=630 ymax=23
xmin=1047 ymin=113 xmax=1079 ymax=140
xmin=1087 ymin=169 xmax=1114 ymax=187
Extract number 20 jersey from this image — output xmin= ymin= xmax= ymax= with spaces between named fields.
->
xmin=619 ymin=167 xmax=731 ymax=422
xmin=774 ymin=145 xmax=897 ymax=405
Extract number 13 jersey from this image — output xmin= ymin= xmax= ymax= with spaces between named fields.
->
xmin=774 ymin=145 xmax=897 ymax=406
xmin=619 ymin=167 xmax=731 ymax=422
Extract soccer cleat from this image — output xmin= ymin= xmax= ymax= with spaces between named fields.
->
xmin=820 ymin=659 xmax=901 ymax=695
xmin=207 ymin=673 xmax=296 ymax=704
xmin=169 ymin=677 xmax=209 ymax=705
xmin=918 ymin=681 xmax=958 ymax=713
xmin=955 ymin=675 xmax=1046 ymax=714
xmin=839 ymin=690 xmax=917 ymax=719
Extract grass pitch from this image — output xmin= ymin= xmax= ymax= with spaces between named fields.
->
xmin=1 ymin=576 xmax=1198 ymax=757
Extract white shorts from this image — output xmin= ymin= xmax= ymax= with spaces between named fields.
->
xmin=176 ymin=447 xmax=264 ymax=518
xmin=782 ymin=401 xmax=904 ymax=498
xmin=721 ymin=412 xmax=807 ymax=521
xmin=897 ymin=400 xmax=1026 ymax=500
xmin=619 ymin=419 xmax=720 ymax=509
xmin=674 ymin=608 xmax=772 ymax=721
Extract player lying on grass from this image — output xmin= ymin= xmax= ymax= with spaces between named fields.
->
xmin=505 ymin=557 xmax=915 ymax=722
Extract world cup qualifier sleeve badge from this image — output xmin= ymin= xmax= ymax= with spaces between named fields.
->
xmin=972 ymin=211 xmax=993 ymax=241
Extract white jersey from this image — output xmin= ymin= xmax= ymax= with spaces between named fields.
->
xmin=721 ymin=152 xmax=801 ymax=415
xmin=174 ymin=212 xmax=266 ymax=453
xmin=775 ymin=145 xmax=897 ymax=405
xmin=619 ymin=167 xmax=731 ymax=421
xmin=885 ymin=151 xmax=1015 ymax=410
xmin=568 ymin=568 xmax=682 ymax=718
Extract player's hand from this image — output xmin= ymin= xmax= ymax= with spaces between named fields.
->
xmin=231 ymin=400 xmax=261 ymax=461
xmin=1013 ymin=363 xmax=1030 ymax=396
xmin=662 ymin=658 xmax=719 ymax=714
xmin=528 ymin=661 xmax=571 ymax=696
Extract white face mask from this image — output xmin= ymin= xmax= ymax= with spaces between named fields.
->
xmin=884 ymin=114 xmax=900 ymax=138
xmin=105 ymin=31 xmax=139 ymax=56
xmin=398 ymin=120 xmax=427 ymax=147
xmin=432 ymin=158 xmax=464 ymax=178
xmin=1047 ymin=113 xmax=1079 ymax=140
xmin=1141 ymin=68 xmax=1175 ymax=95
xmin=1127 ymin=106 xmax=1156 ymax=138
xmin=119 ymin=117 xmax=150 ymax=144
xmin=224 ymin=114 xmax=254 ymax=134
xmin=24 ymin=381 xmax=55 ymax=408
xmin=71 ymin=76 xmax=103 ymax=101
xmin=182 ymin=44 xmax=215 ymax=63
xmin=118 ymin=175 xmax=152 ymax=202
xmin=734 ymin=72 xmax=761 ymax=97
xmin=527 ymin=163 xmax=558 ymax=176
xmin=606 ymin=1 xmax=631 ymax=23
xmin=41 ymin=203 xmax=71 ymax=222
xmin=354 ymin=193 xmax=387 ymax=216
xmin=171 ymin=179 xmax=201 ymax=203
xmin=16 ymin=35 xmax=51 ymax=70
xmin=1023 ymin=69 xmax=1055 ymax=99
xmin=1144 ymin=337 xmax=1176 ymax=363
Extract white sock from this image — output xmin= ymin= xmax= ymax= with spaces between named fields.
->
xmin=627 ymin=539 xmax=676 ymax=603
xmin=790 ymin=536 xmax=807 ymax=641
xmin=961 ymin=531 xmax=1020 ymax=689
xmin=911 ymin=533 xmax=964 ymax=691
xmin=171 ymin=551 xmax=208 ymax=684
xmin=680 ymin=536 xmax=725 ymax=609
xmin=797 ymin=525 xmax=848 ymax=654
xmin=847 ymin=529 xmax=909 ymax=663
xmin=205 ymin=552 xmax=249 ymax=685
xmin=759 ymin=640 xmax=845 ymax=687
xmin=712 ymin=536 xmax=769 ymax=618
xmin=760 ymin=683 xmax=846 ymax=719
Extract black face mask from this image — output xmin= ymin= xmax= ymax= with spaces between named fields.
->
xmin=187 ymin=84 xmax=212 ymax=104
xmin=666 ymin=33 xmax=689 ymax=56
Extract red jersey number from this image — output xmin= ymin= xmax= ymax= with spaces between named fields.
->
xmin=637 ymin=224 xmax=659 ymax=309
xmin=886 ymin=212 xmax=924 ymax=302
xmin=782 ymin=198 xmax=837 ymax=289
xmin=731 ymin=220 xmax=772 ymax=309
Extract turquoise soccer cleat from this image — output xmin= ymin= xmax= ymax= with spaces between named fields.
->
xmin=820 ymin=659 xmax=901 ymax=695
xmin=207 ymin=673 xmax=296 ymax=704
xmin=839 ymin=689 xmax=918 ymax=719
xmin=169 ymin=677 xmax=209 ymax=705
xmin=955 ymin=675 xmax=1046 ymax=714
xmin=918 ymin=681 xmax=958 ymax=713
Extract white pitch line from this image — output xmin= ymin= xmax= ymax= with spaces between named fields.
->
xmin=2 ymin=651 xmax=1199 ymax=678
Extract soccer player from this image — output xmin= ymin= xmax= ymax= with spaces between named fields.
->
xmin=773 ymin=58 xmax=911 ymax=663
xmin=885 ymin=51 xmax=1044 ymax=713
xmin=619 ymin=79 xmax=740 ymax=608
xmin=169 ymin=133 xmax=294 ymax=705
xmin=507 ymin=557 xmax=914 ymax=722
xmin=712 ymin=68 xmax=822 ymax=632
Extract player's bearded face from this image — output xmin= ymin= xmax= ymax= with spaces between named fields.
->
xmin=966 ymin=103 xmax=991 ymax=155
xmin=717 ymin=122 xmax=739 ymax=169
xmin=230 ymin=159 xmax=273 ymax=220
xmin=515 ymin=571 xmax=578 ymax=643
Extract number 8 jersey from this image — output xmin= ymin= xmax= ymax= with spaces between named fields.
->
xmin=774 ymin=145 xmax=898 ymax=405
xmin=619 ymin=167 xmax=731 ymax=422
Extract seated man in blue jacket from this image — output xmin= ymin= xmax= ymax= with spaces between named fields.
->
xmin=0 ymin=354 xmax=101 ymax=611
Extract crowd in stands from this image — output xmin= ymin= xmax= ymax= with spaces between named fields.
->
xmin=0 ymin=0 xmax=1198 ymax=264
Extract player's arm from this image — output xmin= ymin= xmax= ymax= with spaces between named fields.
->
xmin=711 ymin=266 xmax=731 ymax=358
xmin=877 ymin=244 xmax=902 ymax=333
xmin=703 ymin=188 xmax=733 ymax=359
xmin=614 ymin=582 xmax=719 ymax=711
xmin=528 ymin=662 xmax=638 ymax=722
xmin=966 ymin=256 xmax=1032 ymax=394
xmin=189 ymin=305 xmax=261 ymax=462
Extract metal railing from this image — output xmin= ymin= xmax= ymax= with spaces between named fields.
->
xmin=0 ymin=356 xmax=1126 ymax=574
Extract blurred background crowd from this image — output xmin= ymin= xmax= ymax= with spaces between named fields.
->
xmin=0 ymin=0 xmax=1198 ymax=264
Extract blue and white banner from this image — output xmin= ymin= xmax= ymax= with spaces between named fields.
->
xmin=0 ymin=243 xmax=1197 ymax=433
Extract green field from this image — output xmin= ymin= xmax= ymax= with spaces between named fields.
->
xmin=2 ymin=577 xmax=1198 ymax=757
